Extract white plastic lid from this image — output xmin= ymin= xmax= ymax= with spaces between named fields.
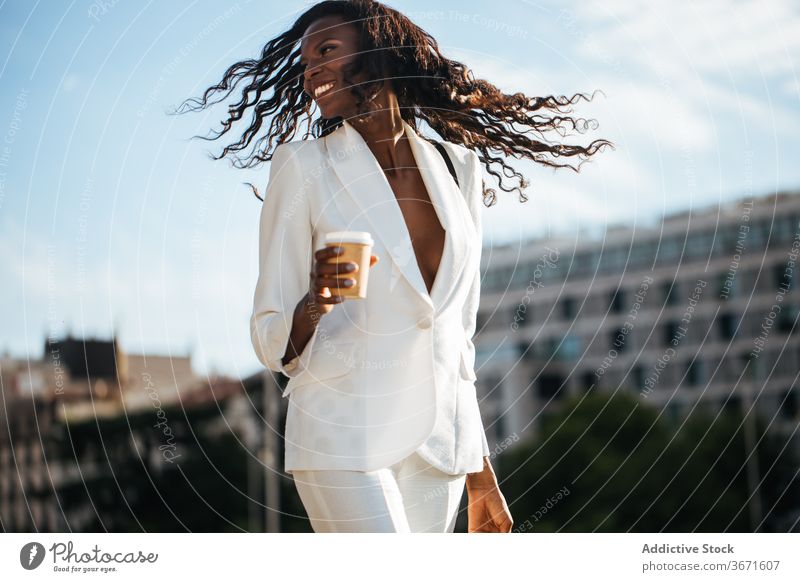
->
xmin=323 ymin=231 xmax=374 ymax=245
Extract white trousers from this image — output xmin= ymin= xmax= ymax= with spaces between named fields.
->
xmin=292 ymin=450 xmax=467 ymax=533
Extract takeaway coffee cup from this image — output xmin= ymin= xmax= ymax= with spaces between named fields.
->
xmin=322 ymin=231 xmax=374 ymax=299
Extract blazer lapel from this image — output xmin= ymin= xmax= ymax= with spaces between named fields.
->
xmin=405 ymin=121 xmax=474 ymax=307
xmin=323 ymin=118 xmax=473 ymax=310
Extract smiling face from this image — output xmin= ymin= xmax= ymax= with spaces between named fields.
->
xmin=300 ymin=15 xmax=370 ymax=119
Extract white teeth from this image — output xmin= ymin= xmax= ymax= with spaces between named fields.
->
xmin=314 ymin=82 xmax=334 ymax=97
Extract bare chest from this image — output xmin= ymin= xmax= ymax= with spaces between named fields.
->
xmin=384 ymin=170 xmax=446 ymax=295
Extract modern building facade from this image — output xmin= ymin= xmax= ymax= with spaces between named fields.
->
xmin=474 ymin=191 xmax=800 ymax=455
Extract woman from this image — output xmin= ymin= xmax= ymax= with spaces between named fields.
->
xmin=179 ymin=0 xmax=611 ymax=533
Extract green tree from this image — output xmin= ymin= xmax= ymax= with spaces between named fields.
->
xmin=498 ymin=391 xmax=799 ymax=532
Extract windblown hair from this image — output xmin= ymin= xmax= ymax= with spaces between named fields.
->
xmin=173 ymin=0 xmax=613 ymax=205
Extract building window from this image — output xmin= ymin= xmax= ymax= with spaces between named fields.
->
xmin=610 ymin=288 xmax=626 ymax=313
xmin=685 ymin=359 xmax=704 ymax=386
xmin=575 ymin=253 xmax=588 ymax=274
xmin=739 ymin=352 xmax=751 ymax=377
xmin=636 ymin=242 xmax=656 ymax=265
xmin=687 ymin=232 xmax=712 ymax=259
xmin=476 ymin=312 xmax=488 ymax=332
xmin=562 ymin=297 xmax=576 ymax=319
xmin=774 ymin=262 xmax=796 ymax=292
xmin=631 ymin=245 xmax=648 ymax=268
xmin=537 ymin=373 xmax=564 ymax=400
xmin=739 ymin=351 xmax=765 ymax=381
xmin=664 ymin=320 xmax=679 ymax=345
xmin=612 ymin=248 xmax=627 ymax=270
xmin=780 ymin=388 xmax=798 ymax=419
xmin=717 ymin=271 xmax=738 ymax=298
xmin=511 ymin=265 xmax=527 ymax=287
xmin=495 ymin=405 xmax=507 ymax=443
xmin=610 ymin=327 xmax=628 ymax=353
xmin=512 ymin=305 xmax=528 ymax=328
xmin=580 ymin=371 xmax=596 ymax=392
xmin=718 ymin=313 xmax=738 ymax=340
xmin=776 ymin=304 xmax=798 ymax=333
xmin=756 ymin=220 xmax=774 ymax=247
xmin=775 ymin=215 xmax=798 ymax=243
xmin=773 ymin=263 xmax=786 ymax=289
xmin=663 ymin=281 xmax=678 ymax=306
xmin=700 ymin=231 xmax=714 ymax=254
xmin=631 ymin=364 xmax=646 ymax=391
xmin=562 ymin=334 xmax=581 ymax=360
xmin=535 ymin=338 xmax=558 ymax=359
xmin=661 ymin=238 xmax=682 ymax=264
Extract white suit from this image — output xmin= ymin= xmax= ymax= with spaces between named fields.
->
xmin=250 ymin=118 xmax=489 ymax=475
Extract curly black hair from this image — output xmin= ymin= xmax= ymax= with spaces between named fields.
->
xmin=173 ymin=0 xmax=614 ymax=206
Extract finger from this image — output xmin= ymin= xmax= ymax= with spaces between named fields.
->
xmin=310 ymin=288 xmax=345 ymax=304
xmin=476 ymin=515 xmax=494 ymax=532
xmin=493 ymin=507 xmax=513 ymax=531
xmin=315 ymin=245 xmax=345 ymax=262
xmin=311 ymin=293 xmax=345 ymax=304
xmin=499 ymin=517 xmax=513 ymax=533
xmin=315 ymin=275 xmax=356 ymax=289
xmin=316 ymin=261 xmax=358 ymax=275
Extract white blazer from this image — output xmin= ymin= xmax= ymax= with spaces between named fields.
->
xmin=250 ymin=118 xmax=489 ymax=475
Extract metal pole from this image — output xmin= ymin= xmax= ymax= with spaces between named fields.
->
xmin=247 ymin=439 xmax=256 ymax=532
xmin=263 ymin=369 xmax=281 ymax=533
xmin=742 ymin=356 xmax=763 ymax=531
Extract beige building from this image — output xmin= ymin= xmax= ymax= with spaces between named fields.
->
xmin=0 ymin=335 xmax=206 ymax=531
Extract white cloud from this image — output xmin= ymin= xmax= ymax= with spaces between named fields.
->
xmin=781 ymin=77 xmax=800 ymax=100
xmin=62 ymin=73 xmax=80 ymax=94
xmin=544 ymin=0 xmax=798 ymax=134
xmin=569 ymin=0 xmax=800 ymax=75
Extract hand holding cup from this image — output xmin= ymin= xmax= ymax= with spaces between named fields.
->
xmin=307 ymin=231 xmax=377 ymax=318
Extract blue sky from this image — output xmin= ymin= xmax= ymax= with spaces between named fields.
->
xmin=1 ymin=0 xmax=798 ymax=378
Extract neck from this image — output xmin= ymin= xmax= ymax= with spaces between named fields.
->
xmin=347 ymin=92 xmax=413 ymax=176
